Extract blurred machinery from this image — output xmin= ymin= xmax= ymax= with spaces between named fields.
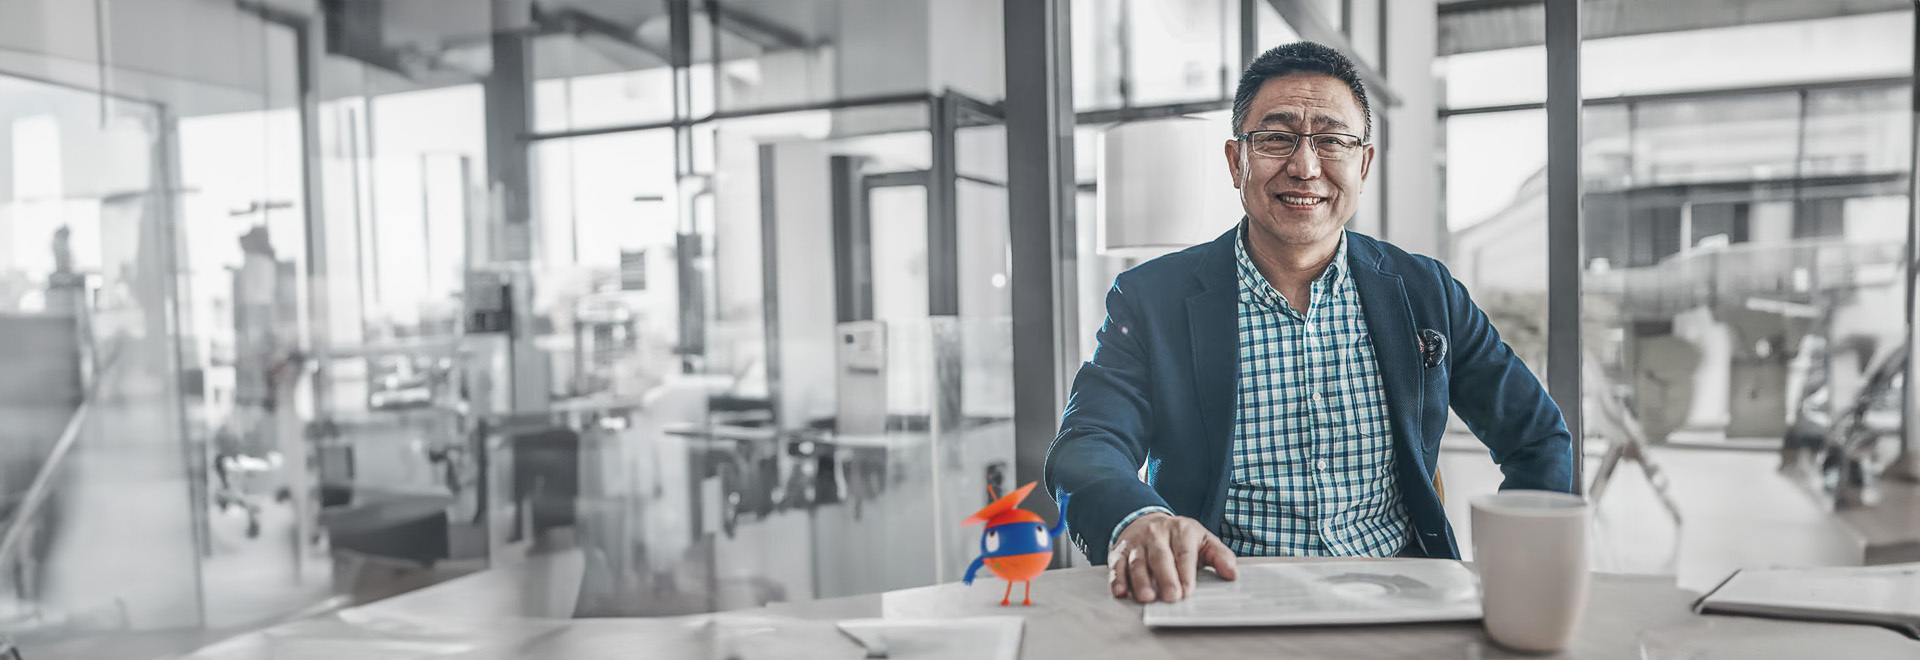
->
xmin=368 ymin=356 xmax=437 ymax=410
xmin=572 ymin=293 xmax=639 ymax=398
xmin=1783 ymin=338 xmax=1909 ymax=509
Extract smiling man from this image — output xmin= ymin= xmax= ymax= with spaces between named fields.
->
xmin=1044 ymin=42 xmax=1576 ymax=603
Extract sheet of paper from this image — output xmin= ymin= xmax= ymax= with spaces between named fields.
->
xmin=1143 ymin=559 xmax=1483 ymax=628
xmin=836 ymin=616 xmax=1024 ymax=660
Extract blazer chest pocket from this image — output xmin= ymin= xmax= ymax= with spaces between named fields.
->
xmin=1416 ymin=328 xmax=1449 ymax=411
xmin=1420 ymin=360 xmax=1449 ymax=429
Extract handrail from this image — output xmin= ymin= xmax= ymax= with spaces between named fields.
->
xmin=0 ymin=339 xmax=123 ymax=576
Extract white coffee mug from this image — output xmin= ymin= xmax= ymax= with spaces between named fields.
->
xmin=1470 ymin=490 xmax=1590 ymax=652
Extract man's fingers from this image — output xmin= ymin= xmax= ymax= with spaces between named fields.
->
xmin=1108 ymin=541 xmax=1132 ymax=598
xmin=1170 ymin=524 xmax=1203 ymax=594
xmin=1147 ymin=535 xmax=1182 ymax=603
xmin=1127 ymin=546 xmax=1156 ymax=602
xmin=1108 ymin=515 xmax=1223 ymax=604
xmin=1201 ymin=533 xmax=1239 ymax=581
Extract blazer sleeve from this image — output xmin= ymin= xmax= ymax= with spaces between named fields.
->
xmin=1045 ymin=281 xmax=1172 ymax=564
xmin=1438 ymin=262 xmax=1577 ymax=494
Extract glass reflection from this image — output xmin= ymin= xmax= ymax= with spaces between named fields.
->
xmin=0 ymin=74 xmax=200 ymax=638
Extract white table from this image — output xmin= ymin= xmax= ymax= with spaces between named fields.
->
xmin=181 ymin=556 xmax=1920 ymax=659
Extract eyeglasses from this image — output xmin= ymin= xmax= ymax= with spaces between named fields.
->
xmin=1237 ymin=130 xmax=1369 ymax=161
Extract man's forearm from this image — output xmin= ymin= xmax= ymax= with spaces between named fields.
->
xmin=1049 ymin=283 xmax=1167 ymax=563
xmin=1046 ymin=429 xmax=1174 ymax=564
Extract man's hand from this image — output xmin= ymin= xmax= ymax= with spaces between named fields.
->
xmin=1108 ymin=512 xmax=1238 ymax=603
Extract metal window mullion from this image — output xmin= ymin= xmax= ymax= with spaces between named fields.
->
xmin=1117 ymin=0 xmax=1133 ymax=108
xmin=291 ymin=17 xmax=331 ymax=416
xmin=1545 ymin=0 xmax=1584 ymax=488
xmin=1005 ymin=0 xmax=1078 ymax=540
xmin=1240 ymin=0 xmax=1259 ymax=68
xmin=929 ymin=96 xmax=960 ymax=318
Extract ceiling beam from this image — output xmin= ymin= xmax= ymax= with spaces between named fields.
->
xmin=1261 ymin=0 xmax=1401 ymax=107
xmin=1438 ymin=0 xmax=1539 ymax=16
xmin=532 ymin=5 xmax=673 ymax=63
xmin=705 ymin=1 xmax=810 ymax=51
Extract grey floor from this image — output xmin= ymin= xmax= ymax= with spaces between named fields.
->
xmin=1437 ymin=433 xmax=1864 ymax=592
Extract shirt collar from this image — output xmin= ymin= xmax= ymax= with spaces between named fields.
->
xmin=1234 ymin=223 xmax=1349 ymax=297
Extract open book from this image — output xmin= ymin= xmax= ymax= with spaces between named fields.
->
xmin=1694 ymin=563 xmax=1920 ymax=639
xmin=1143 ymin=559 xmax=1482 ymax=628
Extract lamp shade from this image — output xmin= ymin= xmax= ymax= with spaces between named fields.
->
xmin=1098 ymin=117 xmax=1244 ymax=258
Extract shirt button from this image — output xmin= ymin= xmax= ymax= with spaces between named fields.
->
xmin=1316 ymin=459 xmax=1328 ymax=471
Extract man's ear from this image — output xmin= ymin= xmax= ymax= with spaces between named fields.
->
xmin=1225 ymin=139 xmax=1244 ymax=189
xmin=1359 ymin=143 xmax=1375 ymax=181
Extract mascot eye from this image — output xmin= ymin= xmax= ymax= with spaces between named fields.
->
xmin=985 ymin=529 xmax=1000 ymax=552
xmin=1035 ymin=524 xmax=1049 ymax=547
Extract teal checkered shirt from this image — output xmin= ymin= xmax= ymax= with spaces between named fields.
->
xmin=1222 ymin=227 xmax=1408 ymax=556
xmin=1108 ymin=228 xmax=1410 ymax=556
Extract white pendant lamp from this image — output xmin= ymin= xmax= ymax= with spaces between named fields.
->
xmin=1097 ymin=116 xmax=1246 ymax=258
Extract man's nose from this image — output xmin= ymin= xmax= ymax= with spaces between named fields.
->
xmin=1284 ymin=146 xmax=1322 ymax=179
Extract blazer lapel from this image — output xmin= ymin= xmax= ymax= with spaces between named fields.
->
xmin=1345 ymin=233 xmax=1429 ymax=479
xmin=1186 ymin=229 xmax=1239 ymax=512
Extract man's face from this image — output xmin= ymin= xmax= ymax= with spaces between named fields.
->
xmin=1225 ymin=73 xmax=1374 ymax=248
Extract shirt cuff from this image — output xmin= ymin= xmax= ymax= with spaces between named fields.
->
xmin=1109 ymin=505 xmax=1174 ymax=552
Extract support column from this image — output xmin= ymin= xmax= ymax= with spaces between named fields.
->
xmin=1003 ymin=0 xmax=1078 ymax=533
xmin=283 ymin=15 xmax=329 ymax=581
xmin=486 ymin=1 xmax=534 ymax=262
xmin=1545 ymin=0 xmax=1584 ymax=487
xmin=294 ymin=18 xmax=331 ymax=418
xmin=669 ymin=0 xmax=706 ymax=368
xmin=485 ymin=0 xmax=548 ymax=412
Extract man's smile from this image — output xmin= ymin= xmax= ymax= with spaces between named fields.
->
xmin=1276 ymin=192 xmax=1327 ymax=209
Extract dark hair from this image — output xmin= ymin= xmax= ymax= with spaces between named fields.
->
xmin=1230 ymin=42 xmax=1371 ymax=141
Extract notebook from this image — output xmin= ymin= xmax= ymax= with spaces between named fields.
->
xmin=1694 ymin=563 xmax=1920 ymax=639
xmin=1143 ymin=559 xmax=1483 ymax=628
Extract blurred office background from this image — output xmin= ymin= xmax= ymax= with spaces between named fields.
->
xmin=0 ymin=0 xmax=1913 ymax=657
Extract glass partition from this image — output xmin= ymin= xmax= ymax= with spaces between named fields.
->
xmin=302 ymin=73 xmax=492 ymax=611
xmin=524 ymin=96 xmax=1018 ymax=613
xmin=1434 ymin=5 xmax=1549 ymax=562
xmin=1569 ymin=7 xmax=1914 ymax=587
xmin=1583 ymin=85 xmax=1914 ymax=459
xmin=0 ymin=73 xmax=199 ymax=641
xmin=175 ymin=102 xmax=334 ymax=628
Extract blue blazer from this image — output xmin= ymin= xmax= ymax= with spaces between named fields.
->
xmin=1046 ymin=228 xmax=1575 ymax=563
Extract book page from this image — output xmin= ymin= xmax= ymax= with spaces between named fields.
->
xmin=1707 ymin=563 xmax=1920 ymax=618
xmin=1143 ymin=559 xmax=1483 ymax=628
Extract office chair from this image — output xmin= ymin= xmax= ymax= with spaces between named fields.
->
xmin=1583 ymin=350 xmax=1683 ymax=523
